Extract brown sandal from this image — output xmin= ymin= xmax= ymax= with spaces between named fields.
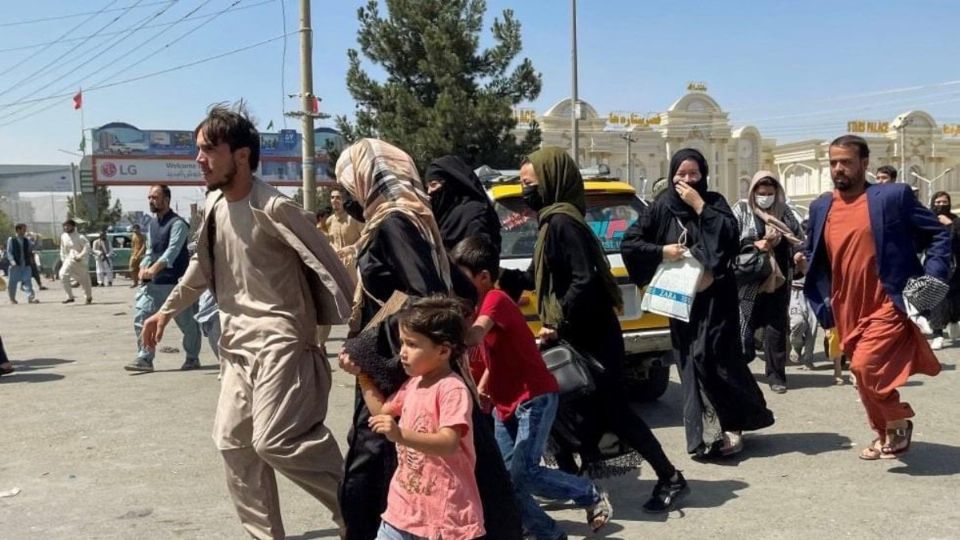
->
xmin=880 ymin=421 xmax=913 ymax=459
xmin=859 ymin=438 xmax=884 ymax=460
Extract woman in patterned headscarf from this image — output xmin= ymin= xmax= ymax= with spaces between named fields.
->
xmin=335 ymin=138 xmax=521 ymax=540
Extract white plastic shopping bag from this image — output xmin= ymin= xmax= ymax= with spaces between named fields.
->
xmin=641 ymin=251 xmax=704 ymax=322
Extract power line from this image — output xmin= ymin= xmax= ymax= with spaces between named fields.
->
xmin=0 ymin=0 xmax=120 ymax=75
xmin=0 ymin=1 xmax=184 ymax=121
xmin=0 ymin=0 xmax=275 ymax=54
xmin=0 ymin=32 xmax=294 ymax=129
xmin=0 ymin=0 xmax=257 ymax=124
xmin=280 ymin=0 xmax=288 ymax=128
xmin=0 ymin=0 xmax=155 ymax=98
xmin=0 ymin=1 xmax=172 ymax=28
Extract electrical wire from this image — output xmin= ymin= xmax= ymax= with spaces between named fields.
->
xmin=0 ymin=0 xmax=260 ymax=124
xmin=0 ymin=32 xmax=294 ymax=129
xmin=0 ymin=0 xmax=154 ymax=98
xmin=0 ymin=1 xmax=182 ymax=124
xmin=280 ymin=0 xmax=288 ymax=129
xmin=0 ymin=0 xmax=275 ymax=54
xmin=0 ymin=1 xmax=171 ymax=28
xmin=0 ymin=0 xmax=120 ymax=75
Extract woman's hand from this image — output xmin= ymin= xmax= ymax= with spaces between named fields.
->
xmin=675 ymin=182 xmax=705 ymax=214
xmin=538 ymin=327 xmax=558 ymax=344
xmin=794 ymin=252 xmax=807 ymax=273
xmin=938 ymin=214 xmax=953 ymax=226
xmin=696 ymin=271 xmax=715 ymax=292
xmin=662 ymin=244 xmax=687 ymax=261
xmin=754 ymin=239 xmax=771 ymax=252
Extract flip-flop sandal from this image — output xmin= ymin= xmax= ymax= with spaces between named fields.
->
xmin=881 ymin=420 xmax=913 ymax=459
xmin=859 ymin=438 xmax=884 ymax=460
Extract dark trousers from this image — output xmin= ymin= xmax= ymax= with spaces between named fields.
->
xmin=0 ymin=336 xmax=8 ymax=364
xmin=569 ymin=345 xmax=676 ymax=480
xmin=750 ymin=284 xmax=789 ymax=386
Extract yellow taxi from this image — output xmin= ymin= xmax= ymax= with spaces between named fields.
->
xmin=486 ymin=172 xmax=673 ymax=401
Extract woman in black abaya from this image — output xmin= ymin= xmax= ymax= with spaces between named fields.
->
xmin=621 ymin=148 xmax=775 ymax=459
xmin=425 ymin=155 xmax=502 ymax=252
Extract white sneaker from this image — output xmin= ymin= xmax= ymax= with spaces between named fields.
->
xmin=932 ymin=336 xmax=944 ymax=350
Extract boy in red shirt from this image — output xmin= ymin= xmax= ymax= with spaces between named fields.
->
xmin=453 ymin=236 xmax=612 ymax=540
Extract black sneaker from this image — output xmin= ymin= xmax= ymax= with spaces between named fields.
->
xmin=770 ymin=383 xmax=787 ymax=394
xmin=124 ymin=360 xmax=154 ymax=373
xmin=180 ymin=359 xmax=201 ymax=370
xmin=642 ymin=471 xmax=690 ymax=513
xmin=62 ymin=298 xmax=75 ymax=304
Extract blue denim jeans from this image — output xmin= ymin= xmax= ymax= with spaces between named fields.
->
xmin=376 ymin=520 xmax=426 ymax=540
xmin=494 ymin=392 xmax=599 ymax=540
xmin=133 ymin=283 xmax=201 ymax=363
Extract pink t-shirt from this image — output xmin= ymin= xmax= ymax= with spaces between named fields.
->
xmin=380 ymin=373 xmax=485 ymax=540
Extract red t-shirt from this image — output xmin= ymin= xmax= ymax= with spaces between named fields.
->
xmin=479 ymin=289 xmax=559 ymax=420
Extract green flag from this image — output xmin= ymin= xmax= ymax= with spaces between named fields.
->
xmin=266 ymin=120 xmax=274 ymax=131
xmin=79 ymin=135 xmax=86 ymax=153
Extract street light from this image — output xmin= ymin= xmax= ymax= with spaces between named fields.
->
xmin=890 ymin=115 xmax=912 ymax=179
xmin=911 ymin=167 xmax=954 ymax=188
xmin=620 ymin=131 xmax=637 ymax=187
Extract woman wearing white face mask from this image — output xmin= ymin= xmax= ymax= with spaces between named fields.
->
xmin=733 ymin=171 xmax=806 ymax=394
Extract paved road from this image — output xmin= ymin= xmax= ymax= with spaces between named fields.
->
xmin=2 ymin=280 xmax=959 ymax=539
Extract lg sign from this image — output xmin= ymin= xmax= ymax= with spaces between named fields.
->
xmin=100 ymin=161 xmax=138 ymax=177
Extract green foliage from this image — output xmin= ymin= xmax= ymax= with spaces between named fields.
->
xmin=67 ymin=186 xmax=123 ymax=234
xmin=0 ymin=208 xmax=13 ymax=241
xmin=337 ymin=0 xmax=542 ymax=171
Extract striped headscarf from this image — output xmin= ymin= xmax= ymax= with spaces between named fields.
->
xmin=335 ymin=138 xmax=452 ymax=329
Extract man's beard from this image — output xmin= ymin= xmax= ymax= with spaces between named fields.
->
xmin=148 ymin=202 xmax=158 ymax=213
xmin=833 ymin=175 xmax=852 ymax=191
xmin=206 ymin=159 xmax=237 ymax=191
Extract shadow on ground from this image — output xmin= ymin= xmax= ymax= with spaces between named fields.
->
xmin=554 ymin=478 xmax=749 ymax=534
xmin=287 ymin=528 xmax=340 ymax=539
xmin=886 ymin=441 xmax=960 ymax=476
xmin=0 ymin=372 xmax=64 ymax=383
xmin=706 ymin=432 xmax=853 ymax=466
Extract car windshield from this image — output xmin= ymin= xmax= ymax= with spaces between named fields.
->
xmin=496 ymin=192 xmax=644 ymax=259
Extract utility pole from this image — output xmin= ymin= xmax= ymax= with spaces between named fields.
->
xmin=298 ymin=0 xmax=316 ymax=212
xmin=621 ymin=131 xmax=637 ymax=187
xmin=570 ymin=0 xmax=579 ymax=166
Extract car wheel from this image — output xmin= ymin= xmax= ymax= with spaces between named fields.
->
xmin=623 ymin=353 xmax=671 ymax=402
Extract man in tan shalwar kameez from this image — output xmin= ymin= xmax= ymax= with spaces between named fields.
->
xmin=141 ymin=104 xmax=355 ymax=540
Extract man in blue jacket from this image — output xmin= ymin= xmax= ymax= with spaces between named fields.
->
xmin=804 ymin=135 xmax=948 ymax=460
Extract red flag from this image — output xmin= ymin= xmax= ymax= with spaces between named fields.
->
xmin=311 ymin=96 xmax=319 ymax=113
xmin=73 ymin=90 xmax=83 ymax=110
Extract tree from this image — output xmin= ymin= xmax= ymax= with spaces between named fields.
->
xmin=337 ymin=0 xmax=543 ymax=171
xmin=0 ymin=208 xmax=13 ymax=241
xmin=67 ymin=186 xmax=123 ymax=233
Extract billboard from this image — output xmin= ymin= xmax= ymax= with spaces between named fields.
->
xmin=91 ymin=122 xmax=341 ymax=186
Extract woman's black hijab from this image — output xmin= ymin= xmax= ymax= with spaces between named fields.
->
xmin=425 ymin=155 xmax=501 ymax=251
xmin=664 ymin=148 xmax=711 ymax=221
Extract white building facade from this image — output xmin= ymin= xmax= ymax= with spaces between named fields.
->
xmin=514 ymin=85 xmax=960 ymax=209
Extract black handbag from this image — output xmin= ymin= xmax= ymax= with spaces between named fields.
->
xmin=540 ymin=340 xmax=605 ymax=399
xmin=734 ymin=244 xmax=772 ymax=285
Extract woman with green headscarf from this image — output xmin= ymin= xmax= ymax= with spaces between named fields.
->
xmin=499 ymin=147 xmax=689 ymax=514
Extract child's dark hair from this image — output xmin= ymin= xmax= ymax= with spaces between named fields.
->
xmin=396 ymin=295 xmax=470 ymax=360
xmin=450 ymin=236 xmax=500 ymax=281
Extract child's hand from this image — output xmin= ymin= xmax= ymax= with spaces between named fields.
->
xmin=369 ymin=414 xmax=402 ymax=443
xmin=338 ymin=350 xmax=362 ymax=376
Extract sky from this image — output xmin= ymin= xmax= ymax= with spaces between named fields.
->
xmin=1 ymin=0 xmax=959 ymax=212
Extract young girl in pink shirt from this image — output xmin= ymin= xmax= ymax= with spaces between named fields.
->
xmin=351 ymin=296 xmax=485 ymax=540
